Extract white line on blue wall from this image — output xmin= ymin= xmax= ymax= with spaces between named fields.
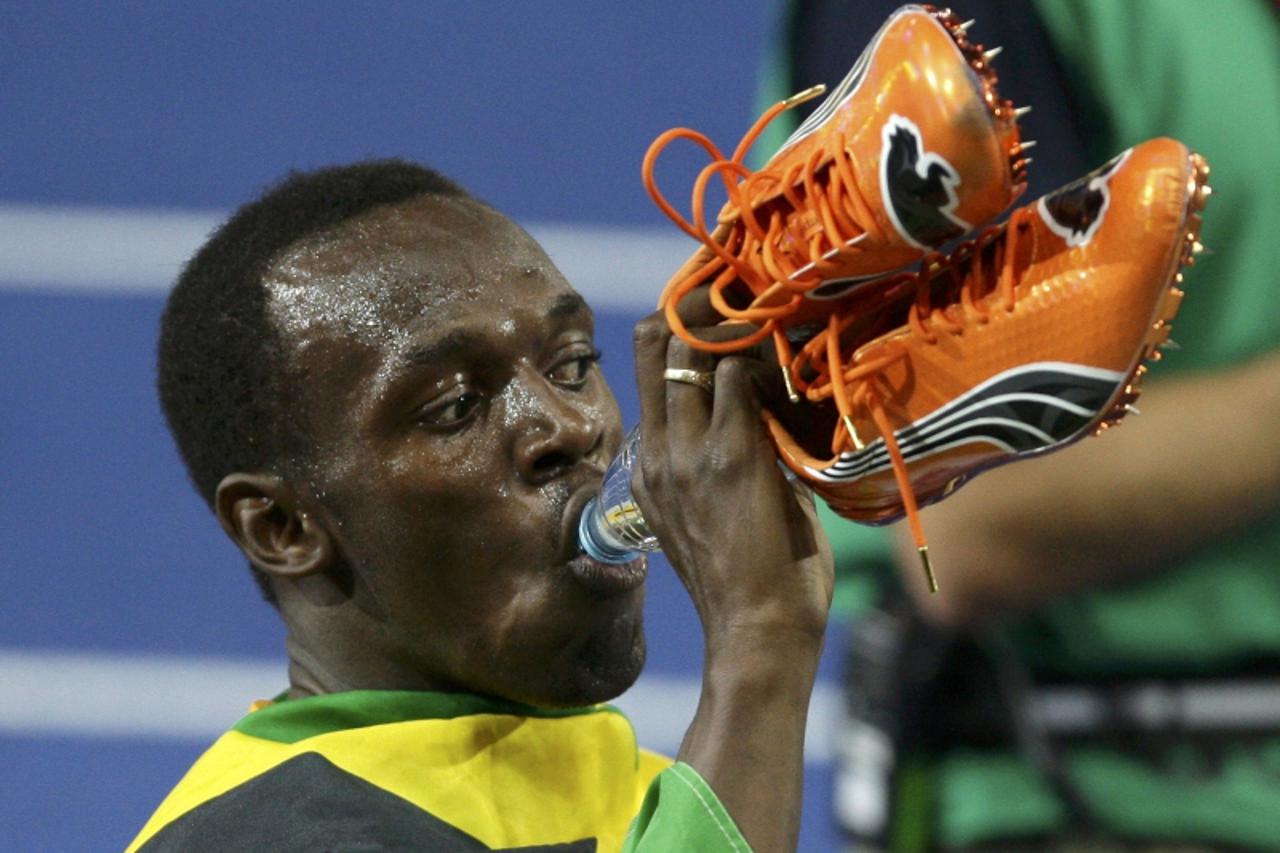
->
xmin=0 ymin=648 xmax=840 ymax=763
xmin=0 ymin=203 xmax=696 ymax=313
xmin=0 ymin=205 xmax=843 ymax=763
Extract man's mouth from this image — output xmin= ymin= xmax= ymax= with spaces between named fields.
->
xmin=562 ymin=484 xmax=648 ymax=596
xmin=567 ymin=552 xmax=648 ymax=596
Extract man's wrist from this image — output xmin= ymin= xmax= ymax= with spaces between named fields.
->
xmin=701 ymin=624 xmax=824 ymax=691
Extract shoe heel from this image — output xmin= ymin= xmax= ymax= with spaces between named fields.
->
xmin=1093 ymin=151 xmax=1211 ymax=436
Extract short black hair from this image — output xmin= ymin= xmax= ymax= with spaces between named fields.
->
xmin=157 ymin=159 xmax=470 ymax=604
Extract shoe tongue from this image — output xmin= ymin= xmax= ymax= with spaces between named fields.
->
xmin=935 ymin=230 xmax=1006 ymax=303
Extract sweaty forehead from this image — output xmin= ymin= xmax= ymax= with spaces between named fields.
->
xmin=263 ymin=194 xmax=565 ymax=350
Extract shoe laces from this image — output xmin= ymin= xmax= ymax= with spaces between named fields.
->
xmin=643 ymin=87 xmax=1027 ymax=592
xmin=788 ymin=207 xmax=1033 ymax=591
xmin=643 ymin=86 xmax=889 ymax=378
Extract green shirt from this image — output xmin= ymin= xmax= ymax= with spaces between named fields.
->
xmin=767 ymin=0 xmax=1280 ymax=846
xmin=934 ymin=4 xmax=1280 ymax=844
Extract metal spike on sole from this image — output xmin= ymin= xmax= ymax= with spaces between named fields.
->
xmin=1094 ymin=152 xmax=1210 ymax=438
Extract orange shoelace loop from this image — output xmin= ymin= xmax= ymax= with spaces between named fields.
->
xmin=643 ymin=100 xmax=790 ymax=276
xmin=660 ymin=245 xmax=782 ymax=355
xmin=905 ymin=211 xmax=1027 ymax=344
xmin=644 ymin=93 xmax=886 ymax=355
xmin=642 ymin=125 xmax=737 ymax=245
xmin=690 ymin=157 xmax=784 ymax=302
xmin=789 ymin=208 xmax=1031 ymax=582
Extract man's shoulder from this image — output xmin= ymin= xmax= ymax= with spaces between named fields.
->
xmin=127 ymin=691 xmax=666 ymax=852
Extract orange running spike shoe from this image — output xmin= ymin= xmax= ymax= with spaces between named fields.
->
xmin=643 ymin=4 xmax=1029 ymax=364
xmin=762 ymin=138 xmax=1211 ymax=589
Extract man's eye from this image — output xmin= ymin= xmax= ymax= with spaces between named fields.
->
xmin=548 ymin=349 xmax=602 ymax=388
xmin=416 ymin=392 xmax=481 ymax=429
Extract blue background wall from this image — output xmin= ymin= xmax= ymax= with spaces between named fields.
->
xmin=0 ymin=3 xmax=853 ymax=850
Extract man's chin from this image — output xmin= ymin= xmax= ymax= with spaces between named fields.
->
xmin=574 ymin=636 xmax=648 ymax=706
xmin=527 ymin=625 xmax=648 ymax=710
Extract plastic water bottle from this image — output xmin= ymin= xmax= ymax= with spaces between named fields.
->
xmin=577 ymin=427 xmax=661 ymax=563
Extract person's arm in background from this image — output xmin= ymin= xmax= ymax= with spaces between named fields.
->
xmin=895 ymin=350 xmax=1280 ymax=627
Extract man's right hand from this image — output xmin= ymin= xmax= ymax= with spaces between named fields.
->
xmin=629 ymin=300 xmax=834 ymax=853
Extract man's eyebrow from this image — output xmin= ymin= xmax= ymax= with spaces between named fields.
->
xmin=402 ymin=329 xmax=485 ymax=368
xmin=547 ymin=291 xmax=590 ymax=320
xmin=397 ymin=293 xmax=589 ymax=372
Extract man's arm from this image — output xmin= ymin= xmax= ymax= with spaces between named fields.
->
xmin=894 ymin=349 xmax=1280 ymax=628
xmin=628 ymin=307 xmax=834 ymax=853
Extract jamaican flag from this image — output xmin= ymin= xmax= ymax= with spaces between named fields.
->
xmin=127 ymin=689 xmax=750 ymax=852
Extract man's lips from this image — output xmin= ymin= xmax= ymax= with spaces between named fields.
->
xmin=567 ymin=552 xmax=648 ymax=596
xmin=561 ymin=484 xmax=648 ymax=596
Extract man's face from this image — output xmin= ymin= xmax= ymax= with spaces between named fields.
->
xmin=265 ymin=195 xmax=645 ymax=707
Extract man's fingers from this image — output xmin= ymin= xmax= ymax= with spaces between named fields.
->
xmin=668 ymin=283 xmax=725 ymax=330
xmin=709 ymin=356 xmax=777 ymax=452
xmin=682 ymin=326 xmax=788 ymax=411
xmin=665 ymin=336 xmax=718 ymax=438
xmin=633 ymin=311 xmax=672 ymax=446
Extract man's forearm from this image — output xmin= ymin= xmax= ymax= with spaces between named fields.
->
xmin=896 ymin=349 xmax=1280 ymax=627
xmin=676 ymin=628 xmax=823 ymax=853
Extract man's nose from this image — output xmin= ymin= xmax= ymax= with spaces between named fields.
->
xmin=511 ymin=370 xmax=602 ymax=486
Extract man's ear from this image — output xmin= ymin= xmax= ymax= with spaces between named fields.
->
xmin=215 ymin=472 xmax=335 ymax=581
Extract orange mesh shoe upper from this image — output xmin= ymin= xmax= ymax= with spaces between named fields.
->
xmin=764 ymin=138 xmax=1211 ymax=582
xmin=644 ymin=4 xmax=1028 ymax=363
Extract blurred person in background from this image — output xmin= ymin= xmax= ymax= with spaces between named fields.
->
xmin=759 ymin=0 xmax=1280 ymax=850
